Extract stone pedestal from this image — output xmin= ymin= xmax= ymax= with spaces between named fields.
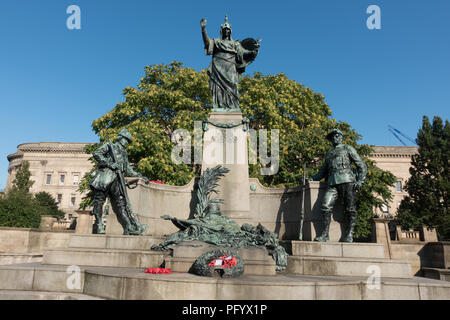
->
xmin=201 ymin=112 xmax=250 ymax=220
xmin=288 ymin=241 xmax=412 ymax=278
xmin=75 ymin=210 xmax=94 ymax=235
xmin=372 ymin=218 xmax=393 ymax=258
xmin=39 ymin=216 xmax=56 ymax=231
xmin=301 ymin=181 xmax=345 ymax=242
xmin=422 ymin=226 xmax=438 ymax=242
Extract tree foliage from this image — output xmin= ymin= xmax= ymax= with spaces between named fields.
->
xmin=0 ymin=191 xmax=41 ymax=228
xmin=396 ymin=116 xmax=449 ymax=240
xmin=34 ymin=191 xmax=66 ymax=219
xmin=85 ymin=62 xmax=396 ymax=240
xmin=0 ymin=162 xmax=65 ymax=228
xmin=11 ymin=160 xmax=34 ymax=193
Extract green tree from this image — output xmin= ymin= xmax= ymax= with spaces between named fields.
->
xmin=0 ymin=191 xmax=41 ymax=228
xmin=84 ymin=61 xmax=396 ymax=240
xmin=11 ymin=161 xmax=34 ymax=193
xmin=0 ymin=163 xmax=66 ymax=228
xmin=396 ymin=116 xmax=450 ymax=240
xmin=34 ymin=191 xmax=65 ymax=219
xmin=0 ymin=161 xmax=39 ymax=228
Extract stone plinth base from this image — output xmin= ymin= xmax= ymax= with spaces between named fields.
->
xmin=39 ymin=216 xmax=57 ymax=231
xmin=286 ymin=256 xmax=412 ymax=278
xmin=0 ymin=253 xmax=43 ymax=266
xmin=75 ymin=211 xmax=94 ymax=235
xmin=42 ymin=247 xmax=166 ymax=269
xmin=291 ymin=241 xmax=386 ymax=259
xmin=201 ymin=112 xmax=250 ymax=219
xmin=41 ymin=233 xmax=167 ymax=269
xmin=420 ymin=267 xmax=450 ymax=282
xmin=68 ymin=234 xmax=163 ymax=250
xmin=2 ymin=263 xmax=449 ymax=300
xmin=164 ymin=241 xmax=276 ymax=276
xmin=371 ymin=218 xmax=393 ymax=258
xmin=288 ymin=241 xmax=412 ymax=279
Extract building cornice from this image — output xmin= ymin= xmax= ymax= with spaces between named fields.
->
xmin=370 ymin=146 xmax=418 ymax=159
xmin=15 ymin=142 xmax=93 ymax=155
xmin=7 ymin=151 xmax=24 ymax=162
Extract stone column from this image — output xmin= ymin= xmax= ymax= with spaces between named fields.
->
xmin=39 ymin=215 xmax=56 ymax=231
xmin=371 ymin=218 xmax=392 ymax=258
xmin=422 ymin=226 xmax=438 ymax=242
xmin=75 ymin=210 xmax=94 ymax=234
xmin=301 ymin=181 xmax=344 ymax=242
xmin=201 ymin=112 xmax=250 ymax=221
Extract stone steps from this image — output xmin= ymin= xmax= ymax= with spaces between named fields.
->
xmin=287 ymin=241 xmax=412 ymax=279
xmin=82 ymin=268 xmax=450 ymax=300
xmin=0 ymin=264 xmax=85 ymax=293
xmin=1 ymin=263 xmax=449 ymax=300
xmin=68 ymin=234 xmax=163 ymax=250
xmin=291 ymin=241 xmax=386 ymax=259
xmin=0 ymin=290 xmax=103 ymax=300
xmin=42 ymin=247 xmax=166 ymax=269
xmin=0 ymin=253 xmax=43 ymax=266
xmin=420 ymin=267 xmax=450 ymax=282
xmin=287 ymin=256 xmax=412 ymax=278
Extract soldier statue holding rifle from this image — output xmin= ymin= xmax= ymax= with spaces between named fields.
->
xmin=308 ymin=129 xmax=367 ymax=243
xmin=89 ymin=128 xmax=149 ymax=235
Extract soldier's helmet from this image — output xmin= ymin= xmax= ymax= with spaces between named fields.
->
xmin=117 ymin=128 xmax=132 ymax=143
xmin=220 ymin=15 xmax=232 ymax=37
xmin=326 ymin=129 xmax=343 ymax=141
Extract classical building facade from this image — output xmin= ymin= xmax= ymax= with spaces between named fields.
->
xmin=368 ymin=146 xmax=418 ymax=217
xmin=6 ymin=142 xmax=93 ymax=220
xmin=5 ymin=142 xmax=418 ymax=220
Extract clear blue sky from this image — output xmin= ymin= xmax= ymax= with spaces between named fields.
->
xmin=0 ymin=0 xmax=449 ymax=189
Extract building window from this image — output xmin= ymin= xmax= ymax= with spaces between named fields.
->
xmin=45 ymin=174 xmax=52 ymax=185
xmin=57 ymin=194 xmax=62 ymax=204
xmin=70 ymin=195 xmax=76 ymax=207
xmin=59 ymin=174 xmax=65 ymax=185
xmin=73 ymin=175 xmax=79 ymax=186
xmin=381 ymin=204 xmax=389 ymax=213
xmin=396 ymin=181 xmax=402 ymax=192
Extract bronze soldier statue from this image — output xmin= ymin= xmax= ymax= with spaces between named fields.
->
xmin=309 ymin=129 xmax=367 ymax=242
xmin=89 ymin=129 xmax=149 ymax=235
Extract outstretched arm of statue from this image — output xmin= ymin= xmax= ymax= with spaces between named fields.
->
xmin=124 ymin=156 xmax=149 ymax=183
xmin=200 ymin=18 xmax=212 ymax=52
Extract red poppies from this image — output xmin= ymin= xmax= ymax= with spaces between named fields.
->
xmin=150 ymin=180 xmax=165 ymax=184
xmin=208 ymin=255 xmax=237 ymax=268
xmin=145 ymin=268 xmax=172 ymax=274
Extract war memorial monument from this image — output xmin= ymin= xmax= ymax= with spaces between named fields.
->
xmin=0 ymin=16 xmax=449 ymax=301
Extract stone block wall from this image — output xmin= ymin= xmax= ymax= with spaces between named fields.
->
xmin=0 ymin=227 xmax=72 ymax=254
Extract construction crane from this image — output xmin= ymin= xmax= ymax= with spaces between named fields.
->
xmin=388 ymin=125 xmax=417 ymax=146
